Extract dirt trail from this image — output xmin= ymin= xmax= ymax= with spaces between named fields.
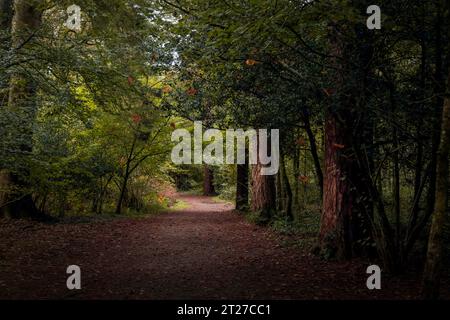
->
xmin=0 ymin=194 xmax=441 ymax=299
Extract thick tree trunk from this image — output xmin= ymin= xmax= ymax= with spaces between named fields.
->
xmin=422 ymin=47 xmax=450 ymax=301
xmin=251 ymin=163 xmax=276 ymax=224
xmin=203 ymin=164 xmax=216 ymax=196
xmin=319 ymin=22 xmax=356 ymax=259
xmin=319 ymin=20 xmax=374 ymax=259
xmin=0 ymin=0 xmax=43 ymax=218
xmin=250 ymin=131 xmax=276 ymax=223
xmin=320 ymin=113 xmax=354 ymax=259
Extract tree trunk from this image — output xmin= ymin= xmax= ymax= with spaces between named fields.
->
xmin=303 ymin=109 xmax=323 ymax=196
xmin=0 ymin=0 xmax=13 ymax=104
xmin=116 ymin=172 xmax=129 ymax=214
xmin=203 ymin=164 xmax=216 ymax=196
xmin=280 ymin=154 xmax=293 ymax=220
xmin=293 ymin=139 xmax=300 ymax=209
xmin=0 ymin=0 xmax=43 ymax=218
xmin=405 ymin=0 xmax=447 ymax=263
xmin=235 ymin=148 xmax=249 ymax=211
xmin=250 ymin=132 xmax=276 ymax=223
xmin=251 ymin=163 xmax=276 ymax=224
xmin=426 ymin=0 xmax=445 ymax=225
xmin=276 ymin=169 xmax=283 ymax=211
xmin=390 ymin=85 xmax=401 ymax=258
xmin=319 ymin=22 xmax=356 ymax=259
xmin=320 ymin=113 xmax=355 ymax=259
xmin=422 ymin=43 xmax=450 ymax=301
xmin=319 ymin=20 xmax=374 ymax=259
xmin=408 ymin=33 xmax=428 ymax=247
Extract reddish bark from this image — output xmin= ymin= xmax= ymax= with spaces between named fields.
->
xmin=319 ymin=114 xmax=354 ymax=259
xmin=250 ymin=132 xmax=276 ymax=222
xmin=318 ymin=22 xmax=375 ymax=259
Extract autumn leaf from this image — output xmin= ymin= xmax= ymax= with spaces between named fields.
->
xmin=162 ymin=85 xmax=172 ymax=93
xmin=296 ymin=137 xmax=306 ymax=146
xmin=186 ymin=87 xmax=198 ymax=96
xmin=322 ymin=88 xmax=335 ymax=96
xmin=333 ymin=143 xmax=345 ymax=149
xmin=299 ymin=175 xmax=310 ymax=184
xmin=245 ymin=59 xmax=257 ymax=66
xmin=157 ymin=194 xmax=165 ymax=204
xmin=132 ymin=114 xmax=142 ymax=124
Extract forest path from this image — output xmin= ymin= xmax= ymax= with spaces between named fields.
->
xmin=0 ymin=194 xmax=428 ymax=299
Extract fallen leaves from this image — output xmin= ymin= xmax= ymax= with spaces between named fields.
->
xmin=0 ymin=195 xmax=442 ymax=300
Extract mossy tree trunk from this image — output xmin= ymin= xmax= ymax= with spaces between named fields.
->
xmin=0 ymin=0 xmax=43 ymax=218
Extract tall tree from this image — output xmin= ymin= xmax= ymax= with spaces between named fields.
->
xmin=203 ymin=165 xmax=217 ymax=196
xmin=319 ymin=5 xmax=376 ymax=259
xmin=422 ymin=12 xmax=450 ymax=298
xmin=0 ymin=0 xmax=13 ymax=105
xmin=251 ymin=133 xmax=276 ymax=223
xmin=0 ymin=0 xmax=43 ymax=218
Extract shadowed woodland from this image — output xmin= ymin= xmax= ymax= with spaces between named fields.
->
xmin=1 ymin=0 xmax=450 ymax=300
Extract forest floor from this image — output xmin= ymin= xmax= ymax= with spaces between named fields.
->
xmin=0 ymin=194 xmax=449 ymax=300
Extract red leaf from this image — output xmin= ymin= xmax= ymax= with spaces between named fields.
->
xmin=186 ymin=87 xmax=198 ymax=96
xmin=132 ymin=114 xmax=142 ymax=124
xmin=298 ymin=175 xmax=310 ymax=184
xmin=333 ymin=143 xmax=345 ymax=149
xmin=162 ymin=85 xmax=172 ymax=93
xmin=296 ymin=137 xmax=306 ymax=146
xmin=323 ymin=88 xmax=335 ymax=96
